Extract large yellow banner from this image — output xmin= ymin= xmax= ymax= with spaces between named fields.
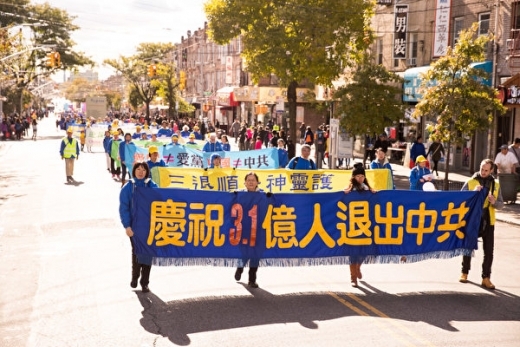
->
xmin=152 ymin=167 xmax=393 ymax=192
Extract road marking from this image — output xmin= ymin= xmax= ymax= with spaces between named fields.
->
xmin=329 ymin=292 xmax=416 ymax=347
xmin=345 ymin=293 xmax=436 ymax=347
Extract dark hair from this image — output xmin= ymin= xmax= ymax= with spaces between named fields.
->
xmin=515 ymin=138 xmax=520 ymax=144
xmin=350 ymin=163 xmax=372 ymax=191
xmin=132 ymin=162 xmax=150 ymax=178
xmin=125 ymin=133 xmax=132 ymax=138
xmin=244 ymin=171 xmax=259 ymax=183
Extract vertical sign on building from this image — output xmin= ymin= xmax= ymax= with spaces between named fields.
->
xmin=393 ymin=4 xmax=408 ymax=60
xmin=225 ymin=56 xmax=233 ymax=84
xmin=433 ymin=0 xmax=451 ymax=57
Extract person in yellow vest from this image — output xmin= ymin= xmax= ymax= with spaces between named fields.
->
xmin=59 ymin=127 xmax=80 ymax=183
xmin=459 ymin=158 xmax=504 ymax=289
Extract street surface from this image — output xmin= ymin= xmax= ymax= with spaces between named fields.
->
xmin=1 ymin=117 xmax=519 ymax=347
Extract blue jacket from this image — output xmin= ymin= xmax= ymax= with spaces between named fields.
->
xmin=410 ymin=142 xmax=426 ymax=162
xmin=103 ymin=136 xmax=111 ymax=153
xmin=157 ymin=128 xmax=173 ymax=138
xmin=147 ymin=159 xmax=166 ymax=177
xmin=132 ymin=132 xmax=143 ymax=139
xmin=180 ymin=130 xmax=191 ymax=138
xmin=409 ymin=166 xmax=432 ymax=190
xmin=203 ymin=141 xmax=223 ymax=152
xmin=278 ymin=148 xmax=289 ymax=168
xmin=119 ymin=178 xmax=158 ymax=229
xmin=119 ymin=140 xmax=135 ymax=162
xmin=286 ymin=156 xmax=316 ymax=170
xmin=222 ymin=143 xmax=231 ymax=151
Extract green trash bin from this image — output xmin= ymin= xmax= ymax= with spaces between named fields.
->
xmin=498 ymin=174 xmax=518 ymax=204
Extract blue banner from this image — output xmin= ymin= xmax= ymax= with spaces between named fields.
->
xmin=125 ymin=145 xmax=280 ymax=172
xmin=131 ymin=188 xmax=485 ymax=267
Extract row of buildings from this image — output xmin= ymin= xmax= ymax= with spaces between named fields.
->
xmin=170 ymin=0 xmax=517 ymax=172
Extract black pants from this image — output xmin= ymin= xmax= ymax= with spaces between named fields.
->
xmin=111 ymin=158 xmax=121 ymax=175
xmin=121 ymin=163 xmax=131 ymax=180
xmin=130 ymin=237 xmax=151 ymax=286
xmin=237 ymin=258 xmax=259 ymax=283
xmin=431 ymin=160 xmax=439 ymax=174
xmin=462 ymin=225 xmax=494 ymax=278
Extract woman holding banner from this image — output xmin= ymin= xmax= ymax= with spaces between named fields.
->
xmin=119 ymin=162 xmax=158 ymax=293
xmin=343 ymin=163 xmax=376 ymax=287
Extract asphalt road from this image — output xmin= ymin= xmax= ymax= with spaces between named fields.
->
xmin=1 ymin=117 xmax=519 ymax=347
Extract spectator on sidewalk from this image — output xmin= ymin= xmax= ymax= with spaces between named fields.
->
xmin=374 ymin=133 xmax=390 ymax=153
xmin=459 ymin=158 xmax=504 ymax=289
xmin=426 ymin=139 xmax=445 ymax=177
xmin=495 ymin=144 xmax=518 ymax=175
xmin=509 ymin=138 xmax=520 ymax=174
xmin=277 ymin=138 xmax=289 ymax=168
xmin=410 ymin=135 xmax=427 ymax=169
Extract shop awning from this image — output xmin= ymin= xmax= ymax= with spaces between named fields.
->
xmin=403 ymin=61 xmax=493 ymax=103
xmin=216 ymin=86 xmax=239 ymax=107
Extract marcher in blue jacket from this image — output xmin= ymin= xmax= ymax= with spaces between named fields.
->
xmin=146 ymin=146 xmax=166 ymax=176
xmin=370 ymin=147 xmax=395 ymax=189
xmin=203 ymin=133 xmax=223 ymax=152
xmin=119 ymin=162 xmax=158 ymax=293
xmin=103 ymin=130 xmax=112 ymax=173
xmin=119 ymin=133 xmax=135 ymax=186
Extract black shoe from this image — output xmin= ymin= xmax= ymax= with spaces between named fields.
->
xmin=130 ymin=279 xmax=138 ymax=288
xmin=66 ymin=176 xmax=72 ymax=182
xmin=234 ymin=269 xmax=242 ymax=281
xmin=69 ymin=176 xmax=74 ymax=182
xmin=248 ymin=281 xmax=259 ymax=288
xmin=141 ymin=285 xmax=150 ymax=293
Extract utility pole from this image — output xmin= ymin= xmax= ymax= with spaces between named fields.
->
xmin=488 ymin=0 xmax=500 ymax=160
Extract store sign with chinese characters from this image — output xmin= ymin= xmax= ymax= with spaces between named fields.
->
xmin=433 ymin=0 xmax=451 ymax=57
xmin=225 ymin=56 xmax=233 ymax=84
xmin=393 ymin=4 xmax=408 ymax=59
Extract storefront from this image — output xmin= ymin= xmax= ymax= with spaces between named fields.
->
xmin=215 ymin=86 xmax=239 ymax=133
xmin=496 ymin=74 xmax=520 ymax=146
xmin=402 ymin=61 xmax=493 ymax=170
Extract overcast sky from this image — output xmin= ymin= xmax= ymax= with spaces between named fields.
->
xmin=32 ymin=0 xmax=208 ymax=80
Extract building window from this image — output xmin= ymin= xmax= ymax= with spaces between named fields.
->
xmin=393 ymin=59 xmax=399 ymax=68
xmin=478 ymin=13 xmax=490 ymax=36
xmin=376 ymin=39 xmax=383 ymax=65
xmin=453 ymin=17 xmax=464 ymax=46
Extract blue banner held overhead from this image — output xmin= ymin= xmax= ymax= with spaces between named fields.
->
xmin=131 ymin=189 xmax=485 ymax=267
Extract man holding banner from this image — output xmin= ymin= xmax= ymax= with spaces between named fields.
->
xmin=460 ymin=159 xmax=504 ymax=289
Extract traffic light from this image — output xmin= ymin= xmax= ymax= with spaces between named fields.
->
xmin=54 ymin=52 xmax=61 ymax=67
xmin=147 ymin=64 xmax=156 ymax=77
xmin=47 ymin=52 xmax=55 ymax=67
xmin=46 ymin=52 xmax=61 ymax=67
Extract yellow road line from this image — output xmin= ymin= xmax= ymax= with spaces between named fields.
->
xmin=343 ymin=292 xmax=436 ymax=347
xmin=329 ymin=292 xmax=416 ymax=347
